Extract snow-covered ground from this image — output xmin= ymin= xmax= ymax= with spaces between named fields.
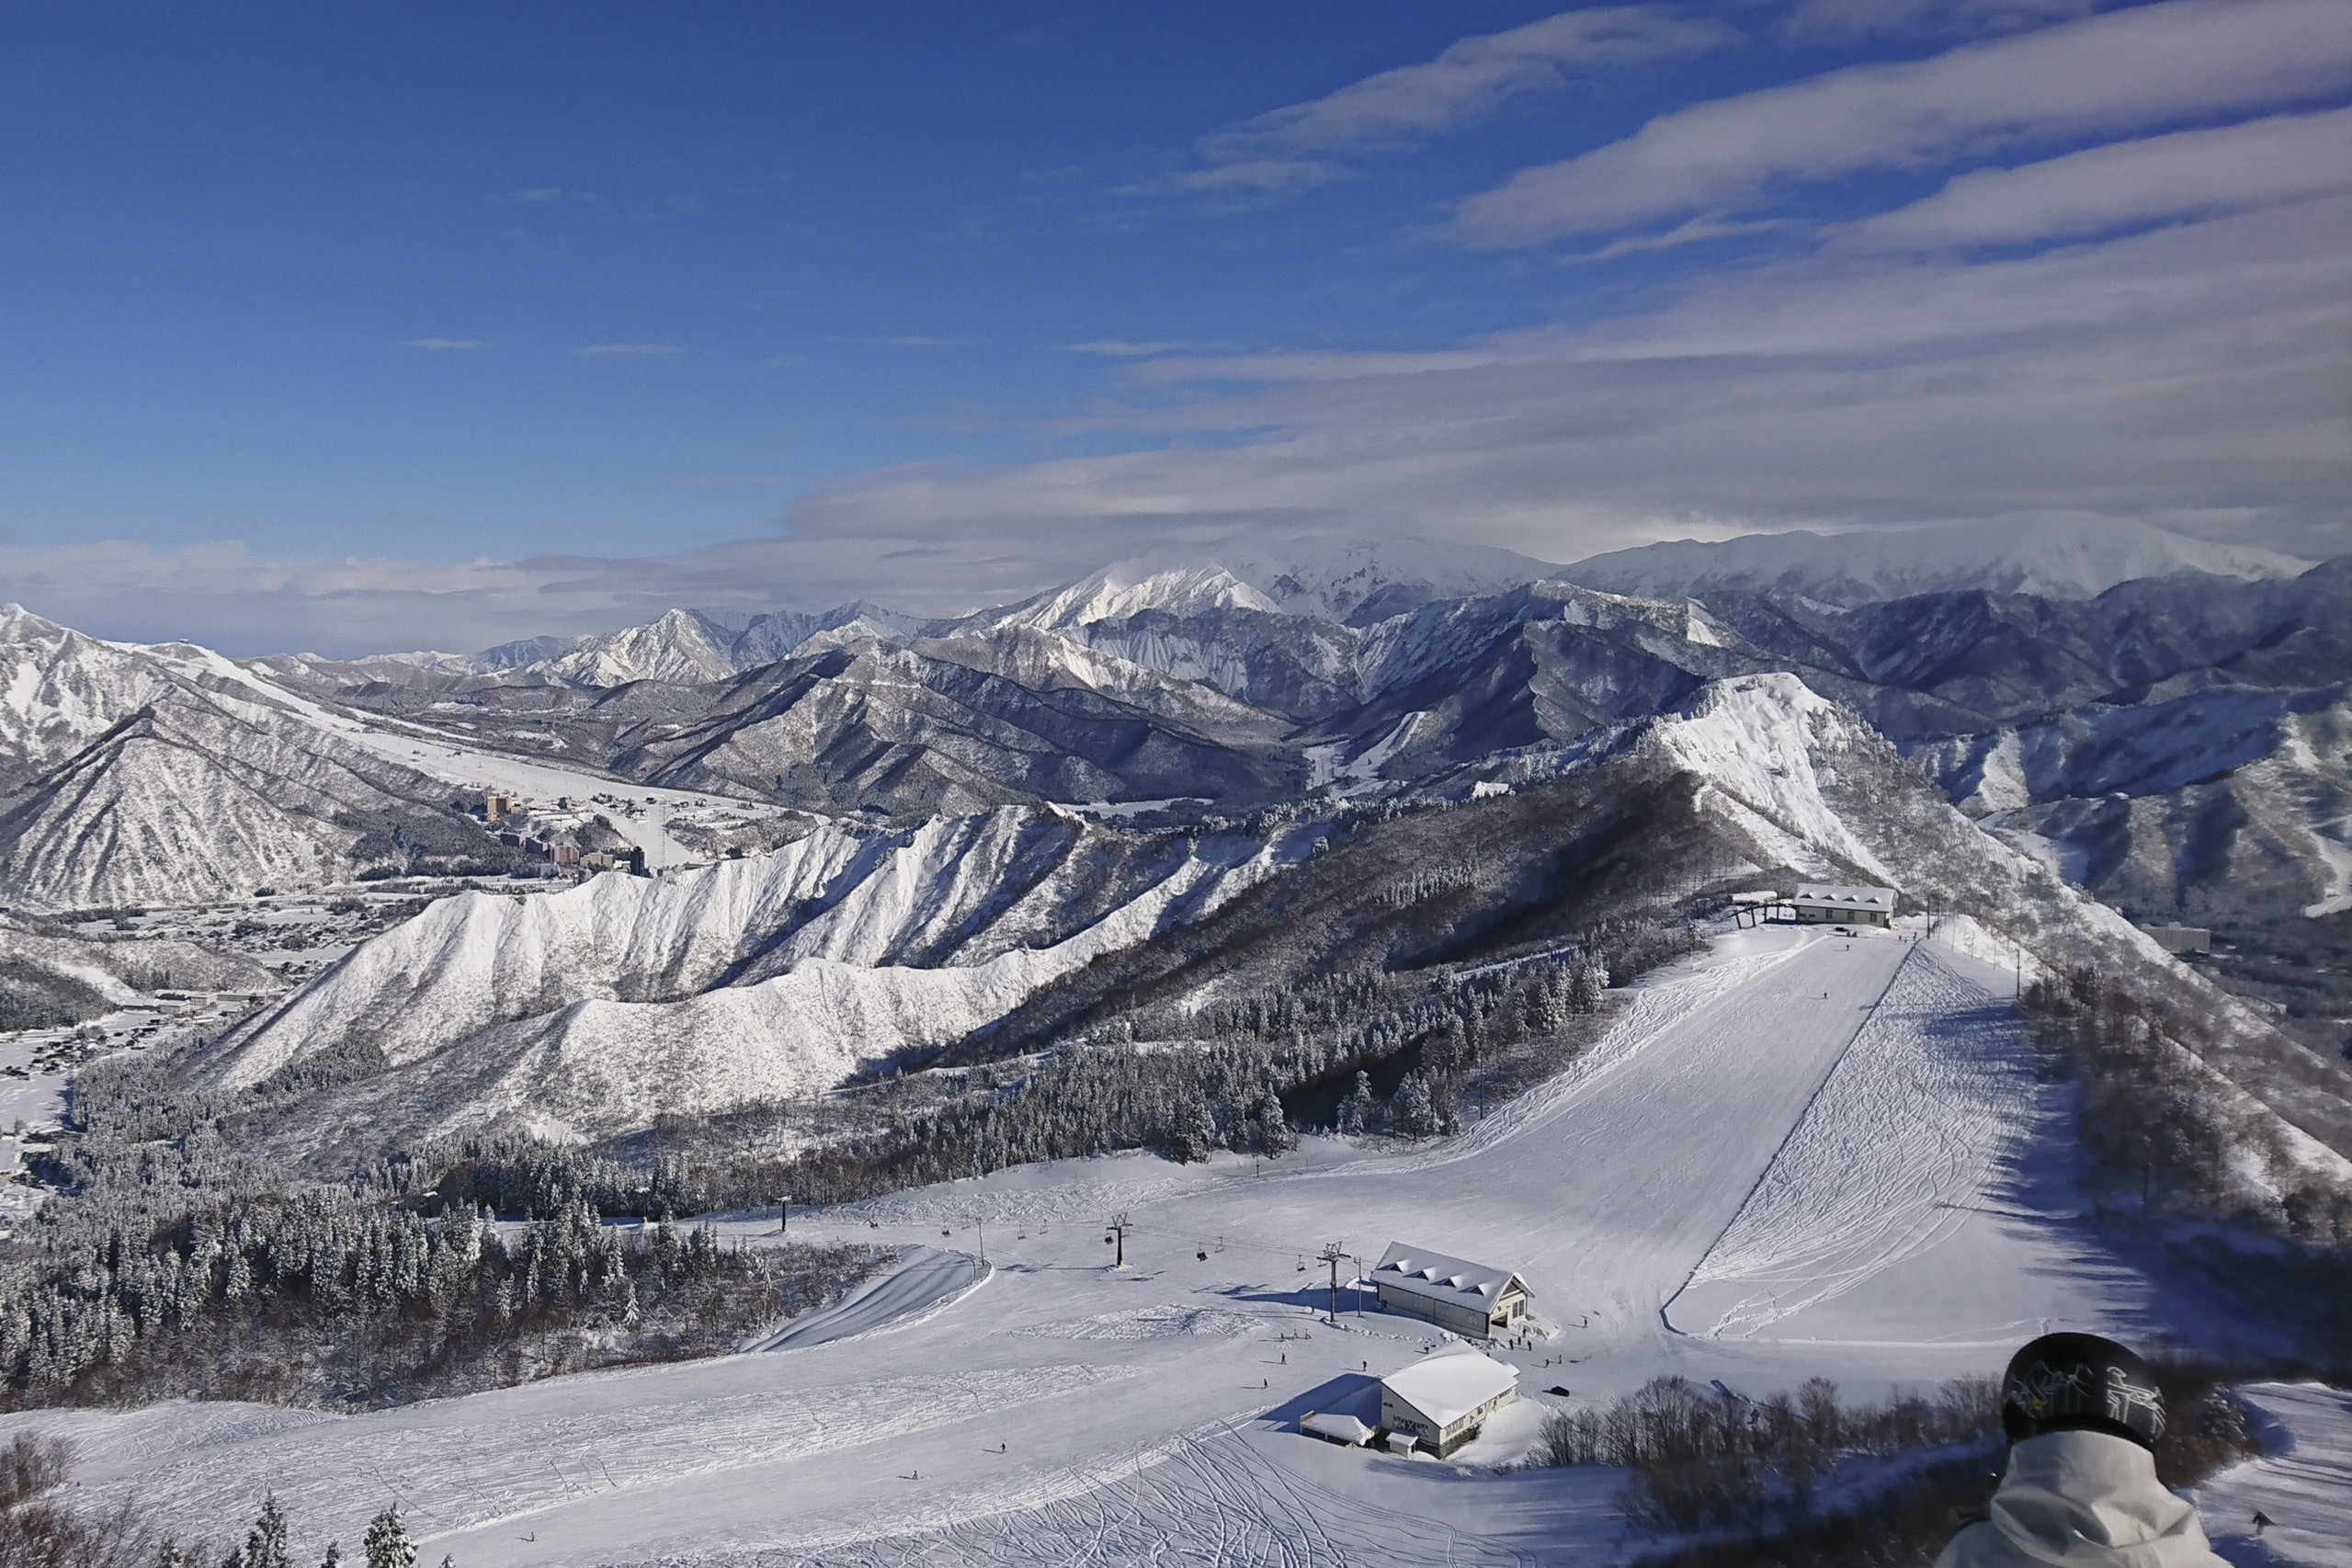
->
xmin=0 ymin=922 xmax=2301 ymax=1564
xmin=2196 ymin=1383 xmax=2352 ymax=1567
xmin=178 ymin=648 xmax=800 ymax=868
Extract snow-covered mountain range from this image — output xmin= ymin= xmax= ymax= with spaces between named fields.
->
xmin=0 ymin=607 xmax=530 ymax=909
xmin=1562 ymin=516 xmax=2312 ymax=606
xmin=195 ymin=807 xmax=1306 ymax=1153
xmin=1 ymin=517 xmax=2344 ymax=1164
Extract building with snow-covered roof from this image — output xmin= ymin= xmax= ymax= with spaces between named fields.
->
xmin=1300 ymin=1411 xmax=1375 ymax=1448
xmin=1380 ymin=1349 xmax=1518 ymax=1457
xmin=1370 ymin=1242 xmax=1530 ymax=1338
xmin=1790 ymin=883 xmax=1897 ymax=927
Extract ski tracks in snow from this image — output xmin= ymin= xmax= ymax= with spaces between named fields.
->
xmin=654 ymin=1423 xmax=1581 ymax=1567
xmin=1666 ymin=948 xmax=2034 ymax=1339
xmin=744 ymin=1247 xmax=988 ymax=1353
xmin=1365 ymin=939 xmax=1812 ymax=1177
xmin=44 ymin=1361 xmax=1142 ymax=1554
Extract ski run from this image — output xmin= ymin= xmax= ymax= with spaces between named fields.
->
xmin=7 ymin=917 xmax=2338 ymax=1565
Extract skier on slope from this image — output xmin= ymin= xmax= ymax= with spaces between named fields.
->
xmin=1935 ymin=1334 xmax=2227 ymax=1567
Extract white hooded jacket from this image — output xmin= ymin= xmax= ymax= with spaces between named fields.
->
xmin=1934 ymin=1429 xmax=2226 ymax=1567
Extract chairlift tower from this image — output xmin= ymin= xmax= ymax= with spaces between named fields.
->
xmin=1318 ymin=1242 xmax=1347 ymax=1324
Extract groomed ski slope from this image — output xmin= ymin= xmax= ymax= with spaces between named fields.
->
xmin=8 ymin=923 xmax=2213 ymax=1566
xmin=2191 ymin=1383 xmax=2352 ymax=1566
xmin=1667 ymin=943 xmax=2080 ymax=1344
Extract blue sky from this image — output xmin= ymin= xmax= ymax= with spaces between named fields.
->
xmin=2 ymin=0 xmax=2346 ymax=653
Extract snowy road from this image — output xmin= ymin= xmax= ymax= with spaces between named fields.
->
xmin=6 ymin=924 xmax=2186 ymax=1565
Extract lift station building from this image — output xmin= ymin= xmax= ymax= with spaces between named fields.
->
xmin=1370 ymin=1243 xmax=1531 ymax=1338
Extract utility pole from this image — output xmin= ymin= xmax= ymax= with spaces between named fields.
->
xmin=778 ymin=1195 xmax=790 ymax=1235
xmin=1319 ymin=1242 xmax=1346 ymax=1324
xmin=1106 ymin=1213 xmax=1130 ymax=1269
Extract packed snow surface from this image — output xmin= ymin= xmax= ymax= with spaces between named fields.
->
xmin=1669 ymin=941 xmax=2065 ymax=1342
xmin=2192 ymin=1383 xmax=2352 ymax=1567
xmin=17 ymin=921 xmax=2242 ymax=1567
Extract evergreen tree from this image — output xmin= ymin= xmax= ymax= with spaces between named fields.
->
xmin=320 ymin=1545 xmax=342 ymax=1568
xmin=1336 ymin=1071 xmax=1375 ymax=1136
xmin=1165 ymin=1101 xmax=1219 ymax=1164
xmin=1256 ymin=1082 xmax=1295 ymax=1157
xmin=1572 ymin=958 xmax=1608 ymax=1014
xmin=363 ymin=1506 xmax=415 ymax=1568
xmin=1430 ymin=1071 xmax=1463 ymax=1137
xmin=1392 ymin=1071 xmax=1437 ymax=1141
xmin=244 ymin=1495 xmax=292 ymax=1568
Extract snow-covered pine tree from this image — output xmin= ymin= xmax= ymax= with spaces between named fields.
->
xmin=1256 ymin=1080 xmax=1295 ymax=1157
xmin=363 ymin=1505 xmax=416 ymax=1568
xmin=244 ymin=1494 xmax=292 ymax=1568
xmin=1392 ymin=1071 xmax=1437 ymax=1141
xmin=1572 ymin=957 xmax=1608 ymax=1014
xmin=1165 ymin=1101 xmax=1219 ymax=1164
xmin=1337 ymin=1070 xmax=1375 ymax=1135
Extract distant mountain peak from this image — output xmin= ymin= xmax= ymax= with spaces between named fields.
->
xmin=1216 ymin=536 xmax=1562 ymax=625
xmin=1563 ymin=517 xmax=2313 ymax=607
xmin=1000 ymin=563 xmax=1281 ymax=630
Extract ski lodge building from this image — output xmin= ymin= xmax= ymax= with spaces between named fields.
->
xmin=1379 ymin=1349 xmax=1520 ymax=1458
xmin=1790 ymin=883 xmax=1898 ymax=928
xmin=1369 ymin=1243 xmax=1532 ymax=1338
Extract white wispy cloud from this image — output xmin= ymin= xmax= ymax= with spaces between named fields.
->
xmin=1137 ymin=6 xmax=1734 ymax=201
xmin=1783 ymin=0 xmax=2094 ymax=40
xmin=511 ymin=187 xmax=566 ymax=203
xmin=402 ymin=338 xmax=484 ymax=352
xmin=1452 ymin=0 xmax=2352 ymax=246
xmin=1063 ymin=340 xmax=1191 ymax=357
xmin=1122 ymin=347 xmax=1506 ymax=386
xmin=20 ymin=129 xmax=2345 ymax=653
xmin=578 ymin=343 xmax=685 ymax=358
xmin=1843 ymin=106 xmax=2352 ymax=250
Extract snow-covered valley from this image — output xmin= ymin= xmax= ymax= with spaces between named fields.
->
xmin=4 ymin=925 xmax=2204 ymax=1566
xmin=0 ymin=528 xmax=2344 ymax=1565
xmin=18 ymin=919 xmax=2346 ymax=1566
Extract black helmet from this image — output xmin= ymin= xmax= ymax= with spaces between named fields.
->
xmin=2000 ymin=1333 xmax=2165 ymax=1449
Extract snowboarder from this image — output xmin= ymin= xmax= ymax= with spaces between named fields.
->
xmin=1934 ymin=1334 xmax=2227 ymax=1567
